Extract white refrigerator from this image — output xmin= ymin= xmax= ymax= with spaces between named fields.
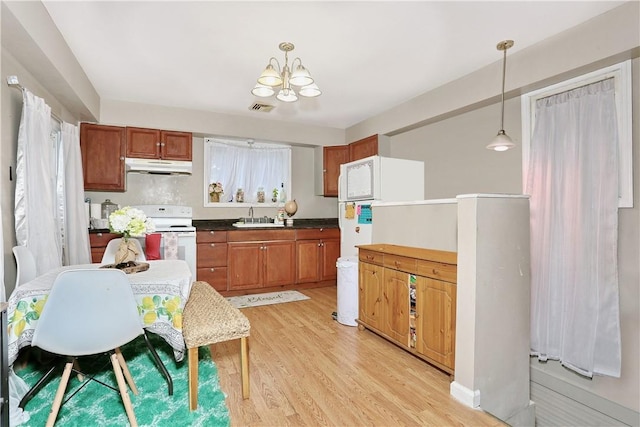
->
xmin=338 ymin=155 xmax=424 ymax=258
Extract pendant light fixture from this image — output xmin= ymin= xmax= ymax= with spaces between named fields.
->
xmin=486 ymin=40 xmax=515 ymax=152
xmin=251 ymin=42 xmax=321 ymax=103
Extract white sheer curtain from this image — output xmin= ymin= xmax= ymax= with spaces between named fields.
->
xmin=526 ymin=78 xmax=621 ymax=377
xmin=59 ymin=122 xmax=91 ymax=265
xmin=14 ymin=90 xmax=62 ymax=274
xmin=208 ymin=140 xmax=291 ymax=203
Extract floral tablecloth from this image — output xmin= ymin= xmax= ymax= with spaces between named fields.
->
xmin=6 ymin=260 xmax=193 ymax=366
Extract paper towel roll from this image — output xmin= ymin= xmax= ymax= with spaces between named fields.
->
xmin=85 ymin=202 xmax=91 ymax=229
xmin=90 ymin=203 xmax=102 ymax=219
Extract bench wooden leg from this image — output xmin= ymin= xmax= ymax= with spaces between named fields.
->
xmin=188 ymin=347 xmax=199 ymax=411
xmin=240 ymin=337 xmax=250 ymax=399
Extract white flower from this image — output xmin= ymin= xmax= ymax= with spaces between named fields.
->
xmin=108 ymin=206 xmax=155 ymax=238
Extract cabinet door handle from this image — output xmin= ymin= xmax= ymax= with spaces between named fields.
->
xmin=119 ymin=156 xmax=125 ymax=161
xmin=97 ymin=233 xmax=103 ymax=237
xmin=156 ymin=142 xmax=161 ymax=146
xmin=210 ymin=243 xmax=215 ymax=247
xmin=209 ymin=231 xmax=215 ymax=234
xmin=317 ymin=243 xmax=321 ymax=247
xmin=366 ymin=255 xmax=374 ymax=260
xmin=210 ymin=268 xmax=215 ymax=272
xmin=161 ymin=142 xmax=166 ymax=146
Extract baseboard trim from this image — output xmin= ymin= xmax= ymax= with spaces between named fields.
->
xmin=450 ymin=381 xmax=481 ymax=408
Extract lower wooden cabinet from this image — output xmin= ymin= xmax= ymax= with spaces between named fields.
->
xmin=227 ymin=229 xmax=296 ymax=291
xmin=195 ymin=227 xmax=340 ymax=295
xmin=228 ymin=240 xmax=295 ymax=290
xmin=358 ymin=244 xmax=457 ymax=374
xmin=415 ymin=276 xmax=456 ymax=369
xmin=295 ymin=228 xmax=340 ymax=284
xmin=358 ymin=260 xmax=384 ymax=331
xmin=89 ymin=232 xmax=120 ymax=263
xmin=196 ymin=231 xmax=228 ymax=292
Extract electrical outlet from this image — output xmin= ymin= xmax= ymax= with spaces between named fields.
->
xmin=6 ymin=76 xmax=19 ymax=85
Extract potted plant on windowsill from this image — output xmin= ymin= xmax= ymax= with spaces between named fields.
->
xmin=209 ymin=182 xmax=224 ymax=203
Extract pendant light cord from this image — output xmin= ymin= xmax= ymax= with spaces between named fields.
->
xmin=500 ymin=47 xmax=507 ymax=131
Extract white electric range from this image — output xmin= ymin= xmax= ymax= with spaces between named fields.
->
xmin=132 ymin=205 xmax=197 ymax=278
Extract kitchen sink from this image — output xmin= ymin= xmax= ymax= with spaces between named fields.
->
xmin=232 ymin=222 xmax=284 ymax=228
xmin=232 ymin=216 xmax=284 ymax=228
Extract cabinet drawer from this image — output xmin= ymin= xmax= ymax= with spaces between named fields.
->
xmin=89 ymin=232 xmax=119 ymax=247
xmin=197 ymin=267 xmax=228 ymax=292
xmin=197 ymin=242 xmax=227 ymax=267
xmin=383 ymin=254 xmax=417 ymax=274
xmin=416 ymin=260 xmax=457 ymax=283
xmin=296 ymin=228 xmax=340 ymax=240
xmin=227 ymin=229 xmax=295 ymax=242
xmin=359 ymin=249 xmax=383 ymax=266
xmin=196 ymin=230 xmax=227 ymax=243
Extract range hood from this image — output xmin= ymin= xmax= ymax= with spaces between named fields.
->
xmin=125 ymin=158 xmax=192 ymax=175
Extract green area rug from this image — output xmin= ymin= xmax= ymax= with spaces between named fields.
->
xmin=16 ymin=334 xmax=230 ymax=427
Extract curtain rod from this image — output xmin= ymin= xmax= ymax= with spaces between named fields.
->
xmin=7 ymin=75 xmax=62 ymax=123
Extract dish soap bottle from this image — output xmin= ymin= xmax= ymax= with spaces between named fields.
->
xmin=279 ymin=183 xmax=287 ymax=203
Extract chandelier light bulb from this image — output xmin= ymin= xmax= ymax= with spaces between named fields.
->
xmin=251 ymin=83 xmax=275 ymax=97
xmin=290 ymin=64 xmax=313 ymax=87
xmin=257 ymin=63 xmax=283 ymax=87
xmin=277 ymin=88 xmax=298 ymax=102
xmin=298 ymin=83 xmax=321 ymax=98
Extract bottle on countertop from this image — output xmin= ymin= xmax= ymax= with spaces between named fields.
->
xmin=279 ymin=182 xmax=287 ymax=203
xmin=101 ymin=199 xmax=118 ymax=219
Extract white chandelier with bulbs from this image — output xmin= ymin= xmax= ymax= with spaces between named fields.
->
xmin=251 ymin=42 xmax=321 ymax=103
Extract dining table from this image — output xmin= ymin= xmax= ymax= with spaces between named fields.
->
xmin=6 ymin=259 xmax=193 ymax=366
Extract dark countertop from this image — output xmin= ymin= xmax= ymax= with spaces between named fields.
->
xmin=193 ymin=218 xmax=338 ymax=231
xmin=89 ymin=218 xmax=338 ymax=233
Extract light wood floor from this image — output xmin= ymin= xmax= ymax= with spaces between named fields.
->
xmin=211 ymin=286 xmax=505 ymax=427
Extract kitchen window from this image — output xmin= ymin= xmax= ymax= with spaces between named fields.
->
xmin=203 ymin=137 xmax=291 ymax=207
xmin=521 ymin=60 xmax=633 ymax=207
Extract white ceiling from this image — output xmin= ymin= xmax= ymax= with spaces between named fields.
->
xmin=42 ymin=1 xmax=625 ymax=130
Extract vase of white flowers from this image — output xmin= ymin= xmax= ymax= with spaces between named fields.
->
xmin=108 ymin=206 xmax=155 ymax=264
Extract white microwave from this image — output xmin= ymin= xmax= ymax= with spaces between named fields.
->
xmin=338 ymin=155 xmax=425 ymax=202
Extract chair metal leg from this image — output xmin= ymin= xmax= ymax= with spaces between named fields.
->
xmin=19 ymin=362 xmax=60 ymax=409
xmin=142 ymin=332 xmax=173 ymax=395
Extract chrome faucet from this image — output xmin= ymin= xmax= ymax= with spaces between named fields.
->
xmin=248 ymin=206 xmax=254 ymax=219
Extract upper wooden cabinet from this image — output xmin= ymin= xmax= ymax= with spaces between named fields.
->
xmin=320 ymin=145 xmax=350 ymax=197
xmin=80 ymin=123 xmax=126 ymax=191
xmin=315 ymin=134 xmax=391 ymax=197
xmin=349 ymin=135 xmax=379 ymax=161
xmin=126 ymin=127 xmax=192 ymax=161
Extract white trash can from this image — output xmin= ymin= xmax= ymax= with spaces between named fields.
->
xmin=336 ymin=256 xmax=359 ymax=326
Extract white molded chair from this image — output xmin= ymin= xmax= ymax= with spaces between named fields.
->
xmin=12 ymin=245 xmax=37 ymax=287
xmin=23 ymin=269 xmax=170 ymax=426
xmin=101 ymin=238 xmax=146 ymax=264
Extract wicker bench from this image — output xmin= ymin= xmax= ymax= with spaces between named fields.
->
xmin=183 ymin=281 xmax=251 ymax=410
